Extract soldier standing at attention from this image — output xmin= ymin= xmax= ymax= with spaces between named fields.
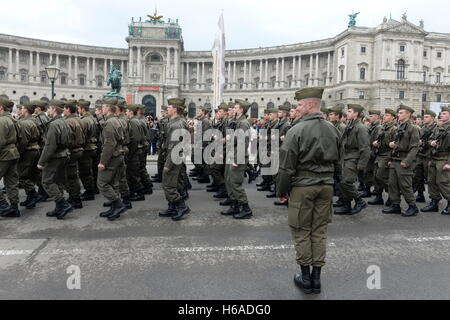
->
xmin=37 ymin=100 xmax=73 ymax=219
xmin=63 ymin=100 xmax=85 ymax=209
xmin=0 ymin=99 xmax=21 ymax=217
xmin=137 ymin=105 xmax=153 ymax=195
xmin=369 ymin=109 xmax=398 ymax=206
xmin=413 ymin=109 xmax=437 ymax=203
xmin=77 ymin=100 xmax=98 ymax=201
xmin=17 ymin=102 xmax=41 ymax=210
xmin=97 ymin=98 xmax=127 ymax=221
xmin=258 ymin=107 xmax=278 ymax=193
xmin=220 ymin=99 xmax=253 ymax=219
xmin=33 ymin=100 xmax=51 ymax=202
xmin=277 ymin=88 xmax=341 ymax=294
xmin=334 ymin=104 xmax=371 ymax=215
xmin=382 ymin=104 xmax=420 ymax=217
xmin=159 ymin=98 xmax=191 ymax=221
xmin=421 ymin=106 xmax=450 ymax=215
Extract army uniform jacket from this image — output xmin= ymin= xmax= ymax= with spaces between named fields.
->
xmin=34 ymin=111 xmax=50 ymax=148
xmin=391 ymin=121 xmax=420 ymax=164
xmin=128 ymin=116 xmax=146 ymax=155
xmin=100 ymin=115 xmax=124 ymax=167
xmin=38 ymin=115 xmax=70 ymax=166
xmin=431 ymin=121 xmax=450 ymax=162
xmin=374 ymin=122 xmax=397 ymax=158
xmin=277 ymin=113 xmax=341 ymax=196
xmin=17 ymin=115 xmax=40 ymax=156
xmin=418 ymin=122 xmax=437 ymax=159
xmin=79 ymin=113 xmax=98 ymax=151
xmin=276 ymin=118 xmax=291 ymax=147
xmin=138 ymin=117 xmax=150 ymax=148
xmin=227 ymin=115 xmax=250 ymax=164
xmin=158 ymin=117 xmax=170 ymax=150
xmin=65 ymin=114 xmax=85 ymax=153
xmin=164 ymin=116 xmax=187 ymax=170
xmin=117 ymin=114 xmax=130 ymax=155
xmin=0 ymin=112 xmax=20 ymax=161
xmin=333 ymin=121 xmax=346 ymax=136
xmin=342 ymin=119 xmax=371 ymax=170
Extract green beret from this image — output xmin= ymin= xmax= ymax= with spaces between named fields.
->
xmin=384 ymin=108 xmax=397 ymax=117
xmin=218 ymin=103 xmax=229 ymax=111
xmin=441 ymin=106 xmax=450 ymax=113
xmin=329 ymin=105 xmax=344 ymax=115
xmin=279 ymin=104 xmax=291 ymax=112
xmin=348 ymin=104 xmax=365 ymax=114
xmin=294 ymin=88 xmax=324 ymax=101
xmin=161 ymin=105 xmax=168 ymax=111
xmin=235 ymin=99 xmax=251 ymax=113
xmin=103 ymin=97 xmax=118 ymax=105
xmin=0 ymin=98 xmax=9 ymax=107
xmin=168 ymin=98 xmax=186 ymax=108
xmin=369 ymin=109 xmax=381 ymax=116
xmin=398 ymin=104 xmax=414 ymax=114
xmin=49 ymin=100 xmax=66 ymax=108
xmin=77 ymin=100 xmax=91 ymax=107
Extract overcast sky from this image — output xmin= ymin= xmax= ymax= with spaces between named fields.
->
xmin=2 ymin=0 xmax=449 ymax=51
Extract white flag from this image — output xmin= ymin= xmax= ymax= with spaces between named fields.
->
xmin=212 ymin=13 xmax=226 ymax=109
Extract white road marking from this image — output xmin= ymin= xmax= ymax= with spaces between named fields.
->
xmin=0 ymin=250 xmax=34 ymax=256
xmin=406 ymin=236 xmax=450 ymax=243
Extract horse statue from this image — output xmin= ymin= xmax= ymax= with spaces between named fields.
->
xmin=107 ymin=65 xmax=122 ymax=94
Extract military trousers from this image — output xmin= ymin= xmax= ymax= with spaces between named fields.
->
xmin=210 ymin=163 xmax=225 ymax=186
xmin=427 ymin=159 xmax=450 ymax=201
xmin=224 ymin=164 xmax=248 ymax=204
xmin=289 ymin=185 xmax=332 ymax=267
xmin=374 ymin=156 xmax=390 ymax=195
xmin=92 ymin=147 xmax=102 ymax=192
xmin=97 ymin=155 xmax=123 ymax=202
xmin=18 ymin=150 xmax=40 ymax=194
xmin=341 ymin=158 xmax=360 ymax=201
xmin=65 ymin=150 xmax=83 ymax=198
xmin=413 ymin=157 xmax=429 ymax=193
xmin=388 ymin=160 xmax=416 ymax=206
xmin=156 ymin=149 xmax=167 ymax=178
xmin=78 ymin=149 xmax=97 ymax=194
xmin=139 ymin=147 xmax=152 ymax=187
xmin=42 ymin=157 xmax=68 ymax=202
xmin=118 ymin=153 xmax=130 ymax=198
xmin=364 ymin=158 xmax=376 ymax=190
xmin=0 ymin=159 xmax=19 ymax=204
xmin=162 ymin=165 xmax=182 ymax=203
xmin=177 ymin=163 xmax=188 ymax=193
xmin=126 ymin=149 xmax=144 ymax=192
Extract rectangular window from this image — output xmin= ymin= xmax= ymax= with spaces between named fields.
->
xmin=436 ymin=72 xmax=441 ymax=83
xmin=60 ymin=76 xmax=66 ymax=85
xmin=339 ymin=92 xmax=343 ymax=100
xmin=422 ymin=93 xmax=427 ymax=102
xmin=341 ymin=48 xmax=345 ymax=57
xmin=437 ymin=94 xmax=442 ymax=102
xmin=361 ymin=46 xmax=366 ymax=54
xmin=423 ymin=51 xmax=427 ymax=57
xmin=79 ymin=77 xmax=85 ymax=86
xmin=399 ymin=91 xmax=405 ymax=99
xmin=437 ymin=52 xmax=442 ymax=58
xmin=359 ymin=91 xmax=365 ymax=99
xmin=400 ymin=45 xmax=405 ymax=52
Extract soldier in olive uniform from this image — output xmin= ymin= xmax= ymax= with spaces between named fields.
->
xmin=33 ymin=100 xmax=51 ymax=201
xmin=137 ymin=105 xmax=153 ymax=194
xmin=193 ymin=105 xmax=212 ymax=184
xmin=421 ymin=106 xmax=450 ymax=215
xmin=152 ymin=106 xmax=169 ymax=183
xmin=256 ymin=109 xmax=272 ymax=189
xmin=17 ymin=102 xmax=41 ymax=209
xmin=97 ymin=98 xmax=127 ymax=221
xmin=413 ymin=109 xmax=437 ymax=203
xmin=92 ymin=104 xmax=105 ymax=194
xmin=63 ymin=100 xmax=85 ymax=209
xmin=77 ymin=100 xmax=98 ymax=201
xmin=258 ymin=108 xmax=278 ymax=192
xmin=0 ymin=99 xmax=21 ymax=217
xmin=382 ymin=104 xmax=420 ymax=217
xmin=334 ymin=104 xmax=371 ymax=215
xmin=159 ymin=98 xmax=191 ymax=221
xmin=37 ymin=100 xmax=73 ymax=219
xmin=277 ymin=88 xmax=341 ymax=295
xmin=220 ymin=99 xmax=253 ymax=219
xmin=369 ymin=108 xmax=398 ymax=206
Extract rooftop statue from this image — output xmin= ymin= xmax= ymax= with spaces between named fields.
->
xmin=348 ymin=12 xmax=360 ymax=28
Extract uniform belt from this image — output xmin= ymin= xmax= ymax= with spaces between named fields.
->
xmin=297 ymin=171 xmax=334 ymax=178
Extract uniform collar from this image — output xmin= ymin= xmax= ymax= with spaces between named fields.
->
xmin=0 ymin=111 xmax=11 ymax=117
xmin=302 ymin=113 xmax=324 ymax=121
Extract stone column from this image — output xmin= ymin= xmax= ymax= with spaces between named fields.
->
xmin=233 ymin=61 xmax=237 ymax=89
xmin=196 ymin=62 xmax=200 ymax=89
xmin=291 ymin=56 xmax=296 ymax=88
xmin=120 ymin=60 xmax=124 ymax=79
xmin=74 ymin=56 xmax=78 ymax=85
xmin=56 ymin=54 xmax=59 ymax=68
xmin=8 ymin=48 xmax=12 ymax=80
xmin=227 ymin=61 xmax=231 ymax=89
xmin=243 ymin=60 xmax=247 ymax=89
xmin=265 ymin=59 xmax=269 ymax=88
xmin=248 ymin=60 xmax=252 ymax=89
xmin=86 ymin=57 xmax=90 ymax=86
xmin=93 ymin=58 xmax=96 ymax=86
xmin=29 ymin=51 xmax=33 ymax=80
xmin=275 ymin=58 xmax=279 ymax=88
xmin=180 ymin=62 xmax=184 ymax=86
xmin=166 ymin=47 xmax=171 ymax=80
xmin=137 ymin=46 xmax=142 ymax=78
xmin=259 ymin=59 xmax=263 ymax=89
xmin=326 ymin=52 xmax=331 ymax=86
xmin=280 ymin=57 xmax=285 ymax=88
xmin=309 ymin=55 xmax=313 ymax=87
xmin=36 ymin=52 xmax=40 ymax=81
xmin=68 ymin=56 xmax=72 ymax=84
xmin=201 ymin=62 xmax=205 ymax=90
xmin=15 ymin=49 xmax=20 ymax=79
xmin=297 ymin=55 xmax=302 ymax=86
xmin=128 ymin=47 xmax=133 ymax=77
xmin=186 ymin=62 xmax=190 ymax=90
xmin=174 ymin=48 xmax=179 ymax=80
xmin=315 ymin=53 xmax=319 ymax=86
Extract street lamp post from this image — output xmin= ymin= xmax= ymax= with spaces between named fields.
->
xmin=45 ymin=65 xmax=61 ymax=99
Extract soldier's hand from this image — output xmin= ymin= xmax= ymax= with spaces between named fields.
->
xmin=232 ymin=162 xmax=238 ymax=168
xmin=443 ymin=164 xmax=450 ymax=171
xmin=280 ymin=136 xmax=285 ymax=141
xmin=37 ymin=164 xmax=44 ymax=170
xmin=389 ymin=142 xmax=396 ymax=149
xmin=388 ymin=162 xmax=392 ymax=168
xmin=400 ymin=162 xmax=409 ymax=168
xmin=431 ymin=140 xmax=438 ymax=147
xmin=164 ymin=167 xmax=171 ymax=173
xmin=419 ymin=139 xmax=423 ymax=146
xmin=373 ymin=141 xmax=380 ymax=147
xmin=98 ymin=164 xmax=105 ymax=171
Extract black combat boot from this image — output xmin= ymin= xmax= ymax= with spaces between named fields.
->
xmin=103 ymin=200 xmax=113 ymax=207
xmin=351 ymin=197 xmax=367 ymax=215
xmin=37 ymin=188 xmax=50 ymax=202
xmin=1 ymin=203 xmax=21 ymax=218
xmin=80 ymin=191 xmax=95 ymax=201
xmin=71 ymin=197 xmax=83 ymax=209
xmin=334 ymin=201 xmax=352 ymax=215
xmin=233 ymin=203 xmax=253 ymax=219
xmin=206 ymin=182 xmax=216 ymax=189
xmin=360 ymin=186 xmax=372 ymax=198
xmin=213 ymin=185 xmax=228 ymax=199
xmin=46 ymin=200 xmax=60 ymax=217
xmin=311 ymin=266 xmax=322 ymax=294
xmin=159 ymin=202 xmax=177 ymax=217
xmin=368 ymin=194 xmax=384 ymax=205
xmin=421 ymin=199 xmax=440 ymax=212
xmin=123 ymin=196 xmax=132 ymax=209
xmin=219 ymin=198 xmax=233 ymax=206
xmin=382 ymin=204 xmax=401 ymax=214
xmin=256 ymin=176 xmax=269 ymax=187
xmin=151 ymin=175 xmax=162 ymax=183
xmin=206 ymin=184 xmax=220 ymax=193
xmin=333 ymin=198 xmax=345 ymax=208
xmin=20 ymin=191 xmax=36 ymax=207
xmin=196 ymin=175 xmax=210 ymax=184
xmin=99 ymin=205 xmax=114 ymax=218
xmin=442 ymin=202 xmax=450 ymax=215
xmin=107 ymin=199 xmax=128 ymax=221
xmin=172 ymin=200 xmax=191 ymax=221
xmin=143 ymin=184 xmax=153 ymax=195
xmin=130 ymin=190 xmax=145 ymax=201
xmin=416 ymin=192 xmax=426 ymax=203
xmin=266 ymin=192 xmax=277 ymax=199
xmin=385 ymin=198 xmax=392 ymax=207
xmin=25 ymin=190 xmax=42 ymax=209
xmin=221 ymin=201 xmax=240 ymax=216
xmin=402 ymin=205 xmax=419 ymax=217
xmin=55 ymin=199 xmax=73 ymax=220
xmin=294 ymin=265 xmax=312 ymax=294
xmin=257 ymin=184 xmax=271 ymax=192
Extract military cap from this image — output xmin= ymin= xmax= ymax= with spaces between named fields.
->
xmin=268 ymin=107 xmax=279 ymax=114
xmin=347 ymin=104 xmax=365 ymax=114
xmin=320 ymin=106 xmax=330 ymax=114
xmin=423 ymin=109 xmax=436 ymax=117
xmin=294 ymin=88 xmax=324 ymax=101
xmin=398 ymin=104 xmax=415 ymax=114
xmin=64 ymin=100 xmax=77 ymax=108
xmin=384 ymin=108 xmax=397 ymax=117
xmin=369 ymin=109 xmax=381 ymax=116
xmin=126 ymin=104 xmax=139 ymax=112
xmin=441 ymin=106 xmax=450 ymax=113
xmin=235 ymin=99 xmax=251 ymax=113
xmin=161 ymin=105 xmax=168 ymax=111
xmin=95 ymin=103 xmax=103 ymax=109
xmin=77 ymin=100 xmax=91 ymax=107
xmin=328 ymin=105 xmax=344 ymax=115
xmin=30 ymin=100 xmax=48 ymax=109
xmin=103 ymin=97 xmax=118 ymax=105
xmin=263 ymin=109 xmax=271 ymax=115
xmin=137 ymin=104 xmax=147 ymax=111
xmin=117 ymin=98 xmax=126 ymax=107
xmin=200 ymin=105 xmax=212 ymax=112
xmin=23 ymin=102 xmax=36 ymax=114
xmin=48 ymin=99 xmax=66 ymax=108
xmin=0 ymin=98 xmax=13 ymax=109
xmin=279 ymin=104 xmax=291 ymax=112
xmin=218 ymin=103 xmax=229 ymax=111
xmin=168 ymin=98 xmax=186 ymax=108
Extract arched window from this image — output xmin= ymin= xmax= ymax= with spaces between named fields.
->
xmin=397 ymin=59 xmax=405 ymax=80
xmin=19 ymin=96 xmax=30 ymax=105
xmin=150 ymin=54 xmax=162 ymax=63
xmin=360 ymin=68 xmax=366 ymax=80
